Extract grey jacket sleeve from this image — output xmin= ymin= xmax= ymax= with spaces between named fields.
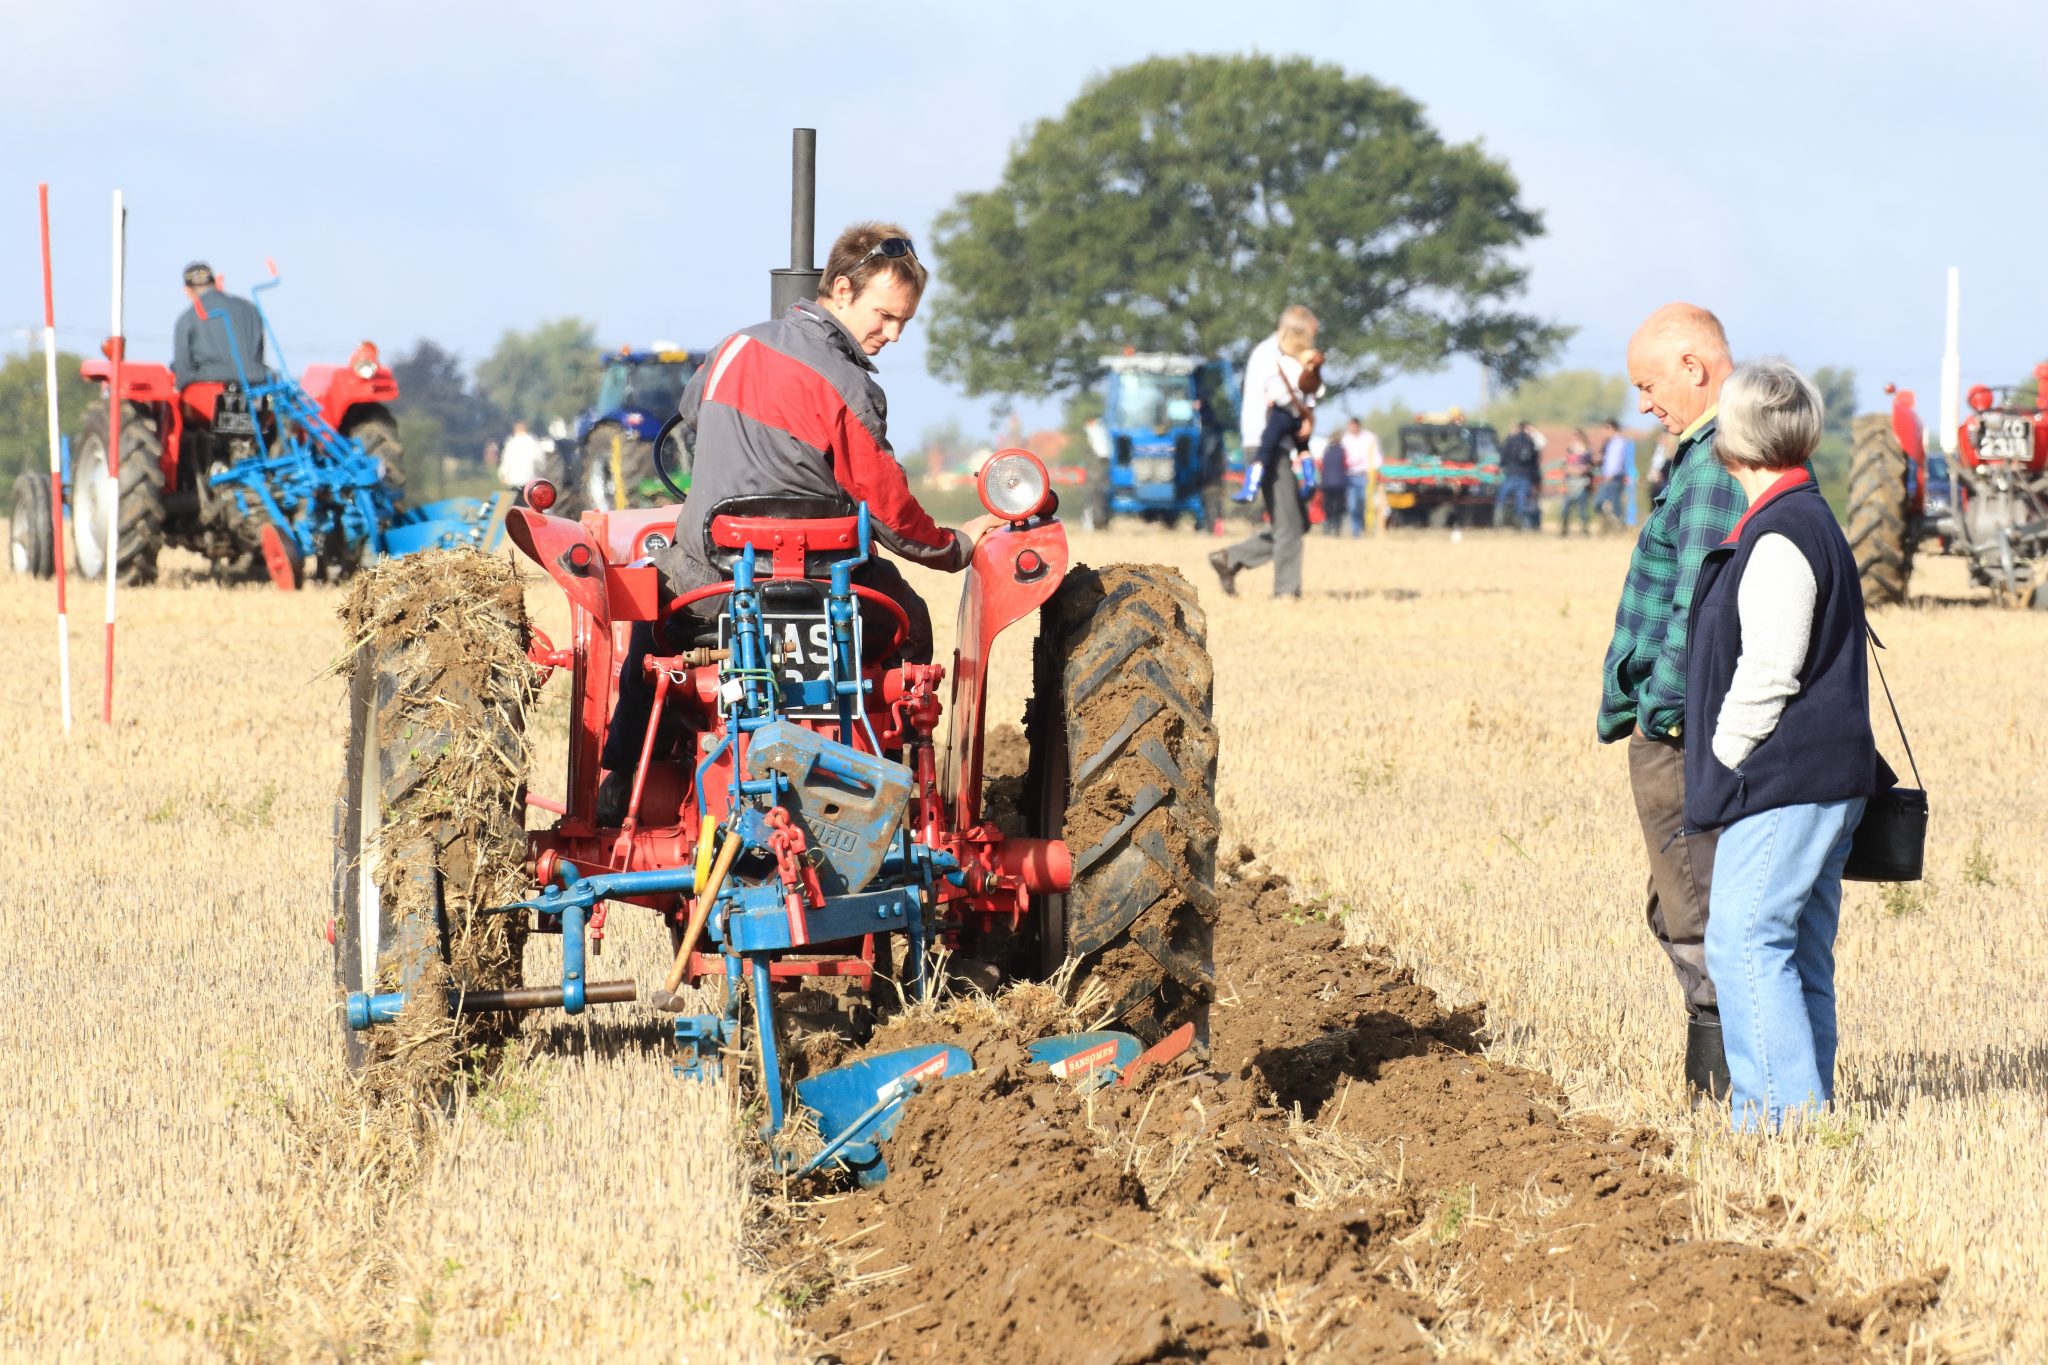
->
xmin=172 ymin=309 xmax=197 ymax=387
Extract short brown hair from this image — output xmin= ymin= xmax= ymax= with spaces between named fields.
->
xmin=819 ymin=221 xmax=928 ymax=303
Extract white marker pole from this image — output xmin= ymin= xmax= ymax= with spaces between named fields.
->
xmin=39 ymin=184 xmax=71 ymax=733
xmin=103 ymin=191 xmax=125 ymax=725
xmin=1939 ymin=266 xmax=1961 ymax=457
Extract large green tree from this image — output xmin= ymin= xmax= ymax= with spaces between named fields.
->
xmin=0 ymin=351 xmax=98 ymax=483
xmin=475 ymin=318 xmax=601 ymax=428
xmin=925 ymin=55 xmax=1568 ymax=401
xmin=392 ymin=339 xmax=504 ymax=465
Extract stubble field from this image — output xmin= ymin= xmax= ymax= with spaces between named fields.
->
xmin=1 ymin=523 xmax=2041 ymax=1361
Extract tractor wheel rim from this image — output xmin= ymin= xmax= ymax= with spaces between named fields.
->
xmin=73 ymin=441 xmax=107 ymax=576
xmin=9 ymin=531 xmax=28 ymax=575
xmin=355 ymin=684 xmax=384 ymax=992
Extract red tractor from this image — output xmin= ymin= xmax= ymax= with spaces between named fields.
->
xmin=1847 ymin=363 xmax=2048 ymax=609
xmin=68 ymin=327 xmax=403 ymax=586
xmin=334 ymin=451 xmax=1218 ymax=1181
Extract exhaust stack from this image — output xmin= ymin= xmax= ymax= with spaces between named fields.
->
xmin=770 ymin=128 xmax=822 ymax=317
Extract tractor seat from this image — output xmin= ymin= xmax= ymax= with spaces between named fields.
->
xmin=706 ymin=495 xmax=863 ymax=581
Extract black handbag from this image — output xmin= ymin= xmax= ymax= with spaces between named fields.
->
xmin=1844 ymin=627 xmax=1927 ymax=883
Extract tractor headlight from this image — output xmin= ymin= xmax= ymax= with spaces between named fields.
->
xmin=350 ymin=340 xmax=380 ymax=380
xmin=978 ymin=448 xmax=1053 ymax=521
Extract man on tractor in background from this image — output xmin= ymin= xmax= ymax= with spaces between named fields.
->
xmin=170 ymin=262 xmax=265 ymax=387
xmin=596 ymin=223 xmax=1001 ymax=817
xmin=1596 ymin=302 xmax=1743 ymax=1104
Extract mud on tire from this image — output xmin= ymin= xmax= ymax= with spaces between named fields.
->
xmin=342 ymin=409 xmax=405 ymax=492
xmin=334 ymin=552 xmax=534 ymax=1076
xmin=1028 ymin=563 xmax=1219 ymax=1050
xmin=1848 ymin=412 xmax=1912 ymax=607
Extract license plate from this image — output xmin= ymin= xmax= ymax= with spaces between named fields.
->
xmin=1980 ymin=416 xmax=2032 ymax=464
xmin=720 ymin=611 xmax=837 ymax=717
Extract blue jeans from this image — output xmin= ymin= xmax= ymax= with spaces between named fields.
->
xmin=1706 ymin=797 xmax=1866 ymax=1131
xmin=1495 ymin=474 xmax=1534 ymax=530
xmin=1595 ymin=475 xmax=1628 ymax=522
xmin=1346 ymin=475 xmax=1368 ymax=536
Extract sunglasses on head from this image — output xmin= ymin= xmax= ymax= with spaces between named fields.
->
xmin=854 ymin=237 xmax=918 ymax=270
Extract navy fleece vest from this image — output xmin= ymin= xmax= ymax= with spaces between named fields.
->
xmin=1683 ymin=474 xmax=1879 ymax=830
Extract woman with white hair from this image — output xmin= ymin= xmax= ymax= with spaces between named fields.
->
xmin=1682 ymin=359 xmax=1888 ymax=1131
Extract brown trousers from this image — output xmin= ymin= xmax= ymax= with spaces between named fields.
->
xmin=1627 ymin=732 xmax=1720 ymax=1016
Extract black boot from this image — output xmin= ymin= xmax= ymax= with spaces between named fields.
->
xmin=1685 ymin=1015 xmax=1731 ymax=1106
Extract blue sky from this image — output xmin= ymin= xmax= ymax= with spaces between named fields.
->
xmin=6 ymin=0 xmax=2043 ymax=444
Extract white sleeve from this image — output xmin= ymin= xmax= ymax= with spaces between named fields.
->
xmin=1711 ymin=533 xmax=1818 ymax=770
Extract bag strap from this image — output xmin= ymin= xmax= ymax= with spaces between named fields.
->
xmin=1866 ymin=625 xmax=1924 ymax=789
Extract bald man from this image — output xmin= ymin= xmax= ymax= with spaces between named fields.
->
xmin=1597 ymin=302 xmax=1744 ymax=1104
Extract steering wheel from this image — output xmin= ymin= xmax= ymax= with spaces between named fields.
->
xmin=651 ymin=413 xmax=691 ymax=502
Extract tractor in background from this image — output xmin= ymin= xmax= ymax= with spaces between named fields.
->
xmin=1086 ymin=353 xmax=1237 ymax=530
xmin=1848 ymin=366 xmax=2048 ymax=609
xmin=1382 ymin=419 xmax=1502 ymax=527
xmin=18 ymin=268 xmax=501 ymax=589
xmin=573 ymin=347 xmax=704 ymax=512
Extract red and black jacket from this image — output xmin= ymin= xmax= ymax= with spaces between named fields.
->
xmin=657 ymin=300 xmax=969 ymax=593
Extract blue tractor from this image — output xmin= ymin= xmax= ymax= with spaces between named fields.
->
xmin=571 ymin=347 xmax=704 ymax=511
xmin=1088 ymin=354 xmax=1238 ymax=530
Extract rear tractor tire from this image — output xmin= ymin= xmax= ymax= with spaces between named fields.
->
xmin=1028 ymin=563 xmax=1219 ymax=1050
xmin=1848 ymin=413 xmax=1913 ymax=607
xmin=10 ymin=472 xmax=55 ymax=578
xmin=72 ymin=402 xmax=165 ymax=586
xmin=584 ymin=423 xmax=656 ymax=510
xmin=334 ymin=555 xmax=532 ymax=1074
xmin=343 ymin=411 xmax=405 ymax=491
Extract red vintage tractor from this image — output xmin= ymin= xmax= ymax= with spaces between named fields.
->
xmin=68 ymin=319 xmax=404 ymax=586
xmin=1847 ymin=363 xmax=2048 ymax=609
xmin=334 ymin=451 xmax=1218 ymax=1181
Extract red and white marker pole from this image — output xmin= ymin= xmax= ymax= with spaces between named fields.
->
xmin=38 ymin=184 xmax=71 ymax=734
xmin=102 ymin=191 xmax=125 ymax=725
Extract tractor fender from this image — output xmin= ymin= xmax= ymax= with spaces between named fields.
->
xmin=302 ymin=364 xmax=401 ymax=432
xmin=941 ymin=518 xmax=1070 ymax=831
xmin=78 ymin=356 xmax=178 ymax=404
xmin=508 ymin=507 xmax=612 ymax=626
xmin=1889 ymin=388 xmax=1926 ymax=462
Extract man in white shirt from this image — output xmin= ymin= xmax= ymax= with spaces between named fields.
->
xmin=1339 ymin=417 xmax=1381 ymax=537
xmin=499 ymin=420 xmax=545 ymax=489
xmin=1211 ymin=304 xmax=1322 ymax=598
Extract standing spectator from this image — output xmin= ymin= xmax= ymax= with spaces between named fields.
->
xmin=1496 ymin=420 xmax=1542 ymax=531
xmin=1647 ymin=437 xmax=1675 ymax=501
xmin=1595 ymin=418 xmax=1635 ymax=526
xmin=1340 ymin=417 xmax=1381 ymax=536
xmin=499 ymin=420 xmax=544 ymax=489
xmin=1211 ymin=305 xmax=1323 ymax=599
xmin=1318 ymin=431 xmax=1348 ymax=534
xmin=1194 ymin=360 xmax=1234 ymax=530
xmin=1559 ymin=429 xmax=1596 ymax=536
xmin=1685 ymin=360 xmax=1883 ymax=1131
xmin=1596 ymin=301 xmax=1744 ymax=1103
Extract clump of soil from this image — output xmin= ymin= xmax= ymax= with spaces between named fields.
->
xmin=338 ymin=548 xmax=537 ymax=1103
xmin=779 ymin=856 xmax=1936 ymax=1362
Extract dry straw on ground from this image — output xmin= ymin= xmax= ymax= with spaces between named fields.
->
xmin=0 ymin=526 xmax=2039 ymax=1359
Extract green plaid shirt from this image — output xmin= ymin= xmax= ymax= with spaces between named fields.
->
xmin=1597 ymin=413 xmax=1745 ymax=743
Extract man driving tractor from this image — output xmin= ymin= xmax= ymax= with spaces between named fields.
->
xmin=170 ymin=262 xmax=266 ymax=387
xmin=597 ymin=222 xmax=1001 ymax=816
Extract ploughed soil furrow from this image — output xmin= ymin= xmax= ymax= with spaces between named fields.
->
xmin=781 ymin=857 xmax=1937 ymax=1363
